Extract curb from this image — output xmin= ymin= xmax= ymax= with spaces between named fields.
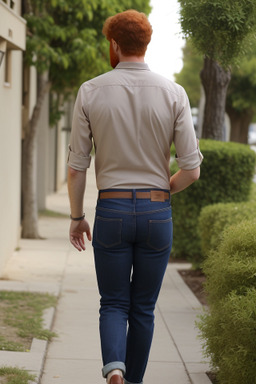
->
xmin=165 ymin=268 xmax=211 ymax=384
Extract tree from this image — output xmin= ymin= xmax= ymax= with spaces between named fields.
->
xmin=226 ymin=41 xmax=256 ymax=143
xmin=174 ymin=39 xmax=202 ymax=108
xmin=178 ymin=0 xmax=256 ymax=140
xmin=22 ymin=0 xmax=151 ymax=238
xmin=175 ymin=38 xmax=256 ymax=144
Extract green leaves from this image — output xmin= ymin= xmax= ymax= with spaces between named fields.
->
xmin=199 ymin=201 xmax=256 ymax=257
xmin=23 ymin=0 xmax=151 ymax=127
xmin=174 ymin=39 xmax=203 ymax=107
xmin=170 ymin=139 xmax=256 ymax=262
xmin=178 ymin=0 xmax=256 ymax=67
xmin=24 ymin=0 xmax=151 ymax=92
xmin=226 ymin=39 xmax=256 ymax=113
xmin=197 ymin=221 xmax=256 ymax=383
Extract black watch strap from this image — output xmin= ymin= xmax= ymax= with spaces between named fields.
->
xmin=70 ymin=213 xmax=85 ymax=221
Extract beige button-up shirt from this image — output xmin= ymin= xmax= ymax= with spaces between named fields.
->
xmin=67 ymin=62 xmax=203 ymax=190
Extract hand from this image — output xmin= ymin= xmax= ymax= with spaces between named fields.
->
xmin=69 ymin=219 xmax=92 ymax=252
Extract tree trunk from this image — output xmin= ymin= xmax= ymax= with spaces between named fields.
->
xmin=200 ymin=57 xmax=231 ymax=140
xmin=22 ymin=73 xmax=50 ymax=238
xmin=226 ymin=106 xmax=254 ymax=144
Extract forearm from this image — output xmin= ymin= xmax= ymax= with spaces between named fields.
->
xmin=67 ymin=166 xmax=87 ymax=217
xmin=170 ymin=167 xmax=200 ymax=195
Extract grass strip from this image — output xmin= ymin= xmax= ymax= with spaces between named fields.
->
xmin=0 ymin=291 xmax=57 ymax=352
xmin=38 ymin=209 xmax=69 ymax=218
xmin=0 ymin=366 xmax=36 ymax=384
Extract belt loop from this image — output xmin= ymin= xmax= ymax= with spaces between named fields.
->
xmin=132 ymin=189 xmax=136 ymax=204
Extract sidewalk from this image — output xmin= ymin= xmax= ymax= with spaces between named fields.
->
xmin=1 ymin=161 xmax=211 ymax=384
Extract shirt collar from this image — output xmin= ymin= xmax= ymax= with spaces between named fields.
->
xmin=115 ymin=62 xmax=150 ymax=71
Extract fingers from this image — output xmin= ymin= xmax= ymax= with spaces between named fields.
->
xmin=70 ymin=235 xmax=86 ymax=252
xmin=69 ymin=219 xmax=91 ymax=251
xmin=86 ymin=229 xmax=92 ymax=241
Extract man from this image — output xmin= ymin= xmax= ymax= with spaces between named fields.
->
xmin=67 ymin=9 xmax=202 ymax=384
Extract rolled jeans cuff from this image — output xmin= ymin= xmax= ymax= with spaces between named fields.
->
xmin=124 ymin=380 xmax=143 ymax=384
xmin=102 ymin=361 xmax=126 ymax=378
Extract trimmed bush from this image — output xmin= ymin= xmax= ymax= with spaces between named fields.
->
xmin=197 ymin=221 xmax=256 ymax=384
xmin=170 ymin=139 xmax=256 ymax=261
xmin=199 ymin=201 xmax=256 ymax=257
xmin=202 ymin=220 xmax=256 ymax=305
xmin=198 ymin=288 xmax=256 ymax=384
xmin=250 ymin=181 xmax=256 ymax=203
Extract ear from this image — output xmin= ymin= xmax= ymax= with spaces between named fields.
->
xmin=111 ymin=39 xmax=119 ymax=53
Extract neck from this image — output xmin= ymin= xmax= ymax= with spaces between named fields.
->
xmin=119 ymin=54 xmax=145 ymax=63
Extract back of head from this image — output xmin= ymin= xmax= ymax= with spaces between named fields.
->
xmin=102 ymin=9 xmax=152 ymax=56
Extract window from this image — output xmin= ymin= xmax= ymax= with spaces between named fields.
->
xmin=4 ymin=49 xmax=12 ymax=85
xmin=2 ymin=0 xmax=15 ymax=8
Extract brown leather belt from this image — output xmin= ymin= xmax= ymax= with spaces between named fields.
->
xmin=99 ymin=190 xmax=170 ymax=202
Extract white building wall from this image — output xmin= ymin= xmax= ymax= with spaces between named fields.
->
xmin=0 ymin=50 xmax=23 ymax=273
xmin=0 ymin=0 xmax=26 ymax=275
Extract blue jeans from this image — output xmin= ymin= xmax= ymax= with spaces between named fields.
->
xmin=92 ymin=189 xmax=173 ymax=384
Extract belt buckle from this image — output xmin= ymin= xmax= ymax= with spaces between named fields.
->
xmin=150 ymin=191 xmax=164 ymax=202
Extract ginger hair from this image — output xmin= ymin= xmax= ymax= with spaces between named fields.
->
xmin=102 ymin=10 xmax=152 ymax=56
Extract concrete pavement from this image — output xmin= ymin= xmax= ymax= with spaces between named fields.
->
xmin=1 ymin=161 xmax=211 ymax=384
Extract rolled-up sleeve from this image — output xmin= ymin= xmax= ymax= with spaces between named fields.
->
xmin=175 ymin=145 xmax=203 ymax=170
xmin=174 ymin=86 xmax=203 ymax=170
xmin=67 ymin=145 xmax=91 ymax=171
xmin=67 ymin=85 xmax=92 ymax=171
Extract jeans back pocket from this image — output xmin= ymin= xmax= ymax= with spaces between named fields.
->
xmin=147 ymin=217 xmax=173 ymax=251
xmin=94 ymin=216 xmax=122 ymax=248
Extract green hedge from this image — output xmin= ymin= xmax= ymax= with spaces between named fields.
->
xmin=170 ymin=139 xmax=256 ymax=262
xmin=202 ymin=220 xmax=256 ymax=305
xmin=197 ymin=220 xmax=256 ymax=384
xmin=198 ymin=201 xmax=256 ymax=257
xmin=198 ymin=288 xmax=256 ymax=384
